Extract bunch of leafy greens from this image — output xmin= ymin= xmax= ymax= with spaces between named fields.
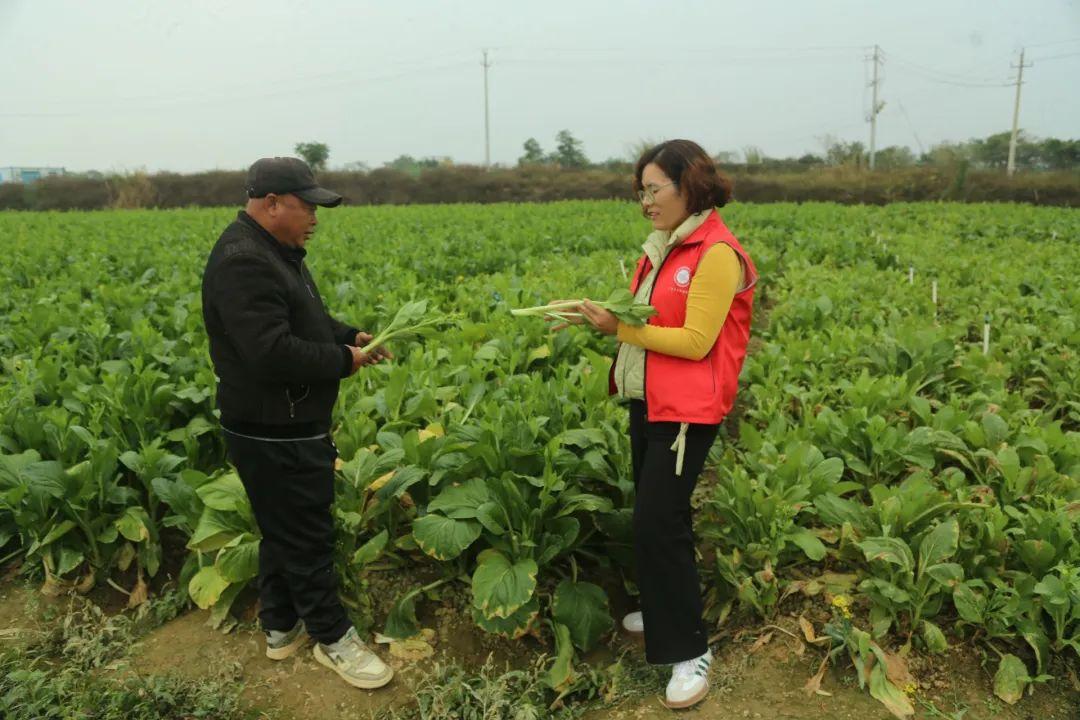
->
xmin=361 ymin=300 xmax=456 ymax=354
xmin=511 ymin=289 xmax=656 ymax=327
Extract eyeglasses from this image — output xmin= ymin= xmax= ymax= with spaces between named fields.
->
xmin=637 ymin=182 xmax=675 ymax=204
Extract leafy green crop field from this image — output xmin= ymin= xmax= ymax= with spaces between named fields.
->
xmin=1 ymin=201 xmax=1077 ymax=716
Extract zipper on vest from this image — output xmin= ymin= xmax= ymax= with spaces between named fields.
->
xmin=642 ymin=251 xmax=674 ymax=417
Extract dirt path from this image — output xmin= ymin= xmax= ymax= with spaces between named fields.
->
xmin=586 ymin=627 xmax=1080 ymax=720
xmin=129 ymin=606 xmax=1080 ymax=720
xmin=132 ymin=611 xmax=414 ymax=719
xmin=3 ymin=581 xmax=1077 ymax=720
xmin=0 ymin=583 xmax=38 ymax=650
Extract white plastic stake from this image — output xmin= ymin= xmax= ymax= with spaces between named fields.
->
xmin=931 ymin=280 xmax=938 ymax=305
xmin=619 ymin=258 xmax=628 ymax=280
xmin=983 ymin=313 xmax=991 ymax=355
xmin=908 ymin=266 xmax=914 ymax=284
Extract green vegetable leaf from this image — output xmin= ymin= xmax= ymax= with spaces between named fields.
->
xmin=993 ymin=654 xmax=1030 ymax=705
xmin=188 ymin=565 xmax=230 ymax=610
xmin=552 ymin=580 xmax=613 ymax=652
xmin=412 ymin=513 xmax=482 ymax=561
xmin=471 ymin=550 xmax=538 ymax=620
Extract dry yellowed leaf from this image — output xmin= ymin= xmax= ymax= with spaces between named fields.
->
xmin=799 ymin=615 xmax=817 ymax=643
xmin=127 ymin=574 xmax=149 ymax=608
xmin=387 ymin=627 xmax=438 ymax=661
xmin=749 ymin=631 xmax=774 ymax=654
xmin=417 ymin=424 xmax=445 ymax=442
xmin=75 ymin=572 xmax=95 ymax=595
xmin=803 ymin=657 xmax=832 ymax=697
xmin=369 ymin=470 xmax=395 ymax=493
xmin=389 ymin=636 xmax=435 ymax=661
xmin=883 ymin=650 xmax=917 ymax=691
xmin=814 ymin=528 xmax=840 ymax=544
xmin=40 ymin=574 xmax=64 ymax=597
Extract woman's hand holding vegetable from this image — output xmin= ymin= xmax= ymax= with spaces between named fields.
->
xmin=543 ymin=299 xmax=585 ymax=332
xmin=578 ymin=299 xmax=619 ymax=335
xmin=518 ymin=290 xmax=653 ymax=333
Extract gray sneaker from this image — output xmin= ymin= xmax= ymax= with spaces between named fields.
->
xmin=265 ymin=619 xmax=307 ymax=660
xmin=313 ymin=626 xmax=394 ymax=689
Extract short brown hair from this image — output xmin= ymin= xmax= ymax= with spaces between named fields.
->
xmin=633 ymin=139 xmax=734 ymax=214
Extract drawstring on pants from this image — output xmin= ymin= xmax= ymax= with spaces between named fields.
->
xmin=670 ymin=422 xmax=689 ymax=476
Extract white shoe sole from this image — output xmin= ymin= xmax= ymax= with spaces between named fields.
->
xmin=621 ymin=615 xmax=645 ymax=637
xmin=664 ymin=682 xmax=709 ymax=710
xmin=313 ymin=644 xmax=394 ymax=689
xmin=265 ymin=630 xmax=308 ymax=660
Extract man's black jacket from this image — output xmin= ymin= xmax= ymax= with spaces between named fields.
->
xmin=201 ymin=211 xmax=356 ymax=437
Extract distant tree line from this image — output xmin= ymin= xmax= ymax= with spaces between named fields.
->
xmin=49 ymin=131 xmax=1075 ymax=186
xmin=4 ymin=130 xmax=1077 ymax=211
xmin=510 ymin=130 xmax=1080 ymax=173
xmin=4 ymin=163 xmax=1077 ymax=211
xmin=333 ymin=129 xmax=1080 ymax=175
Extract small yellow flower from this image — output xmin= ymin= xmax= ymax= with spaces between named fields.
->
xmin=903 ymin=682 xmax=917 ymax=696
xmin=830 ymin=594 xmax=853 ymax=618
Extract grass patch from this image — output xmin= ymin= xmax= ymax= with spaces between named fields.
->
xmin=0 ymin=587 xmax=260 ymax=720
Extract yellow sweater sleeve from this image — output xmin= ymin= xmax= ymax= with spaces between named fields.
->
xmin=616 ymin=243 xmax=741 ymax=361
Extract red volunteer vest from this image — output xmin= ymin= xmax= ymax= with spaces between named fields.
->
xmin=609 ymin=210 xmax=757 ymax=424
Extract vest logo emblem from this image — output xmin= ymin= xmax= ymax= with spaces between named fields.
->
xmin=674 ymin=266 xmax=692 ymax=287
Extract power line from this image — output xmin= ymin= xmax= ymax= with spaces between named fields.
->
xmin=6 ymin=60 xmax=475 ymax=115
xmin=497 ymin=43 xmax=866 ymax=55
xmin=500 ymin=54 xmax=857 ymax=67
xmin=0 ymin=112 xmax=77 ymax=118
xmin=883 ymin=53 xmax=1010 ymax=87
xmin=1024 ymin=37 xmax=1080 ymax=49
xmin=5 ymin=40 xmax=1072 ymax=167
xmin=888 ymin=67 xmax=1010 ymax=88
xmin=895 ymin=98 xmax=925 ymax=156
xmin=9 ymin=52 xmax=477 ymax=109
xmin=1033 ymin=51 xmax=1080 ymax=62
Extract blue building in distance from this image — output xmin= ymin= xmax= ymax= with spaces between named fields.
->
xmin=0 ymin=167 xmax=66 ymax=184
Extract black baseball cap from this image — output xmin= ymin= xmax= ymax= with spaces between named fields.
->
xmin=246 ymin=157 xmax=343 ymax=207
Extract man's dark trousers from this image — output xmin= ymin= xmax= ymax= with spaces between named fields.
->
xmin=224 ymin=431 xmax=351 ymax=645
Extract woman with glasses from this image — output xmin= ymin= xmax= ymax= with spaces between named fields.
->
xmin=556 ymin=139 xmax=756 ymax=709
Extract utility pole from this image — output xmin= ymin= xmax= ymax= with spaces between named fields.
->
xmin=867 ymin=44 xmax=886 ymax=170
xmin=1007 ymin=48 xmax=1031 ymax=177
xmin=482 ymin=50 xmax=492 ymax=168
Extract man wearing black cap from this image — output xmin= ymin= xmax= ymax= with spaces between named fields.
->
xmin=201 ymin=157 xmax=393 ymax=690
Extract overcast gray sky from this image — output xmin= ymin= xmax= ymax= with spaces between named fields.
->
xmin=1 ymin=0 xmax=1077 ymax=173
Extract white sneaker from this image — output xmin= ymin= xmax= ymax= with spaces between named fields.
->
xmin=665 ymin=649 xmax=711 ymax=709
xmin=265 ymin=619 xmax=307 ymax=660
xmin=622 ymin=611 xmax=644 ymax=634
xmin=313 ymin=626 xmax=394 ymax=689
